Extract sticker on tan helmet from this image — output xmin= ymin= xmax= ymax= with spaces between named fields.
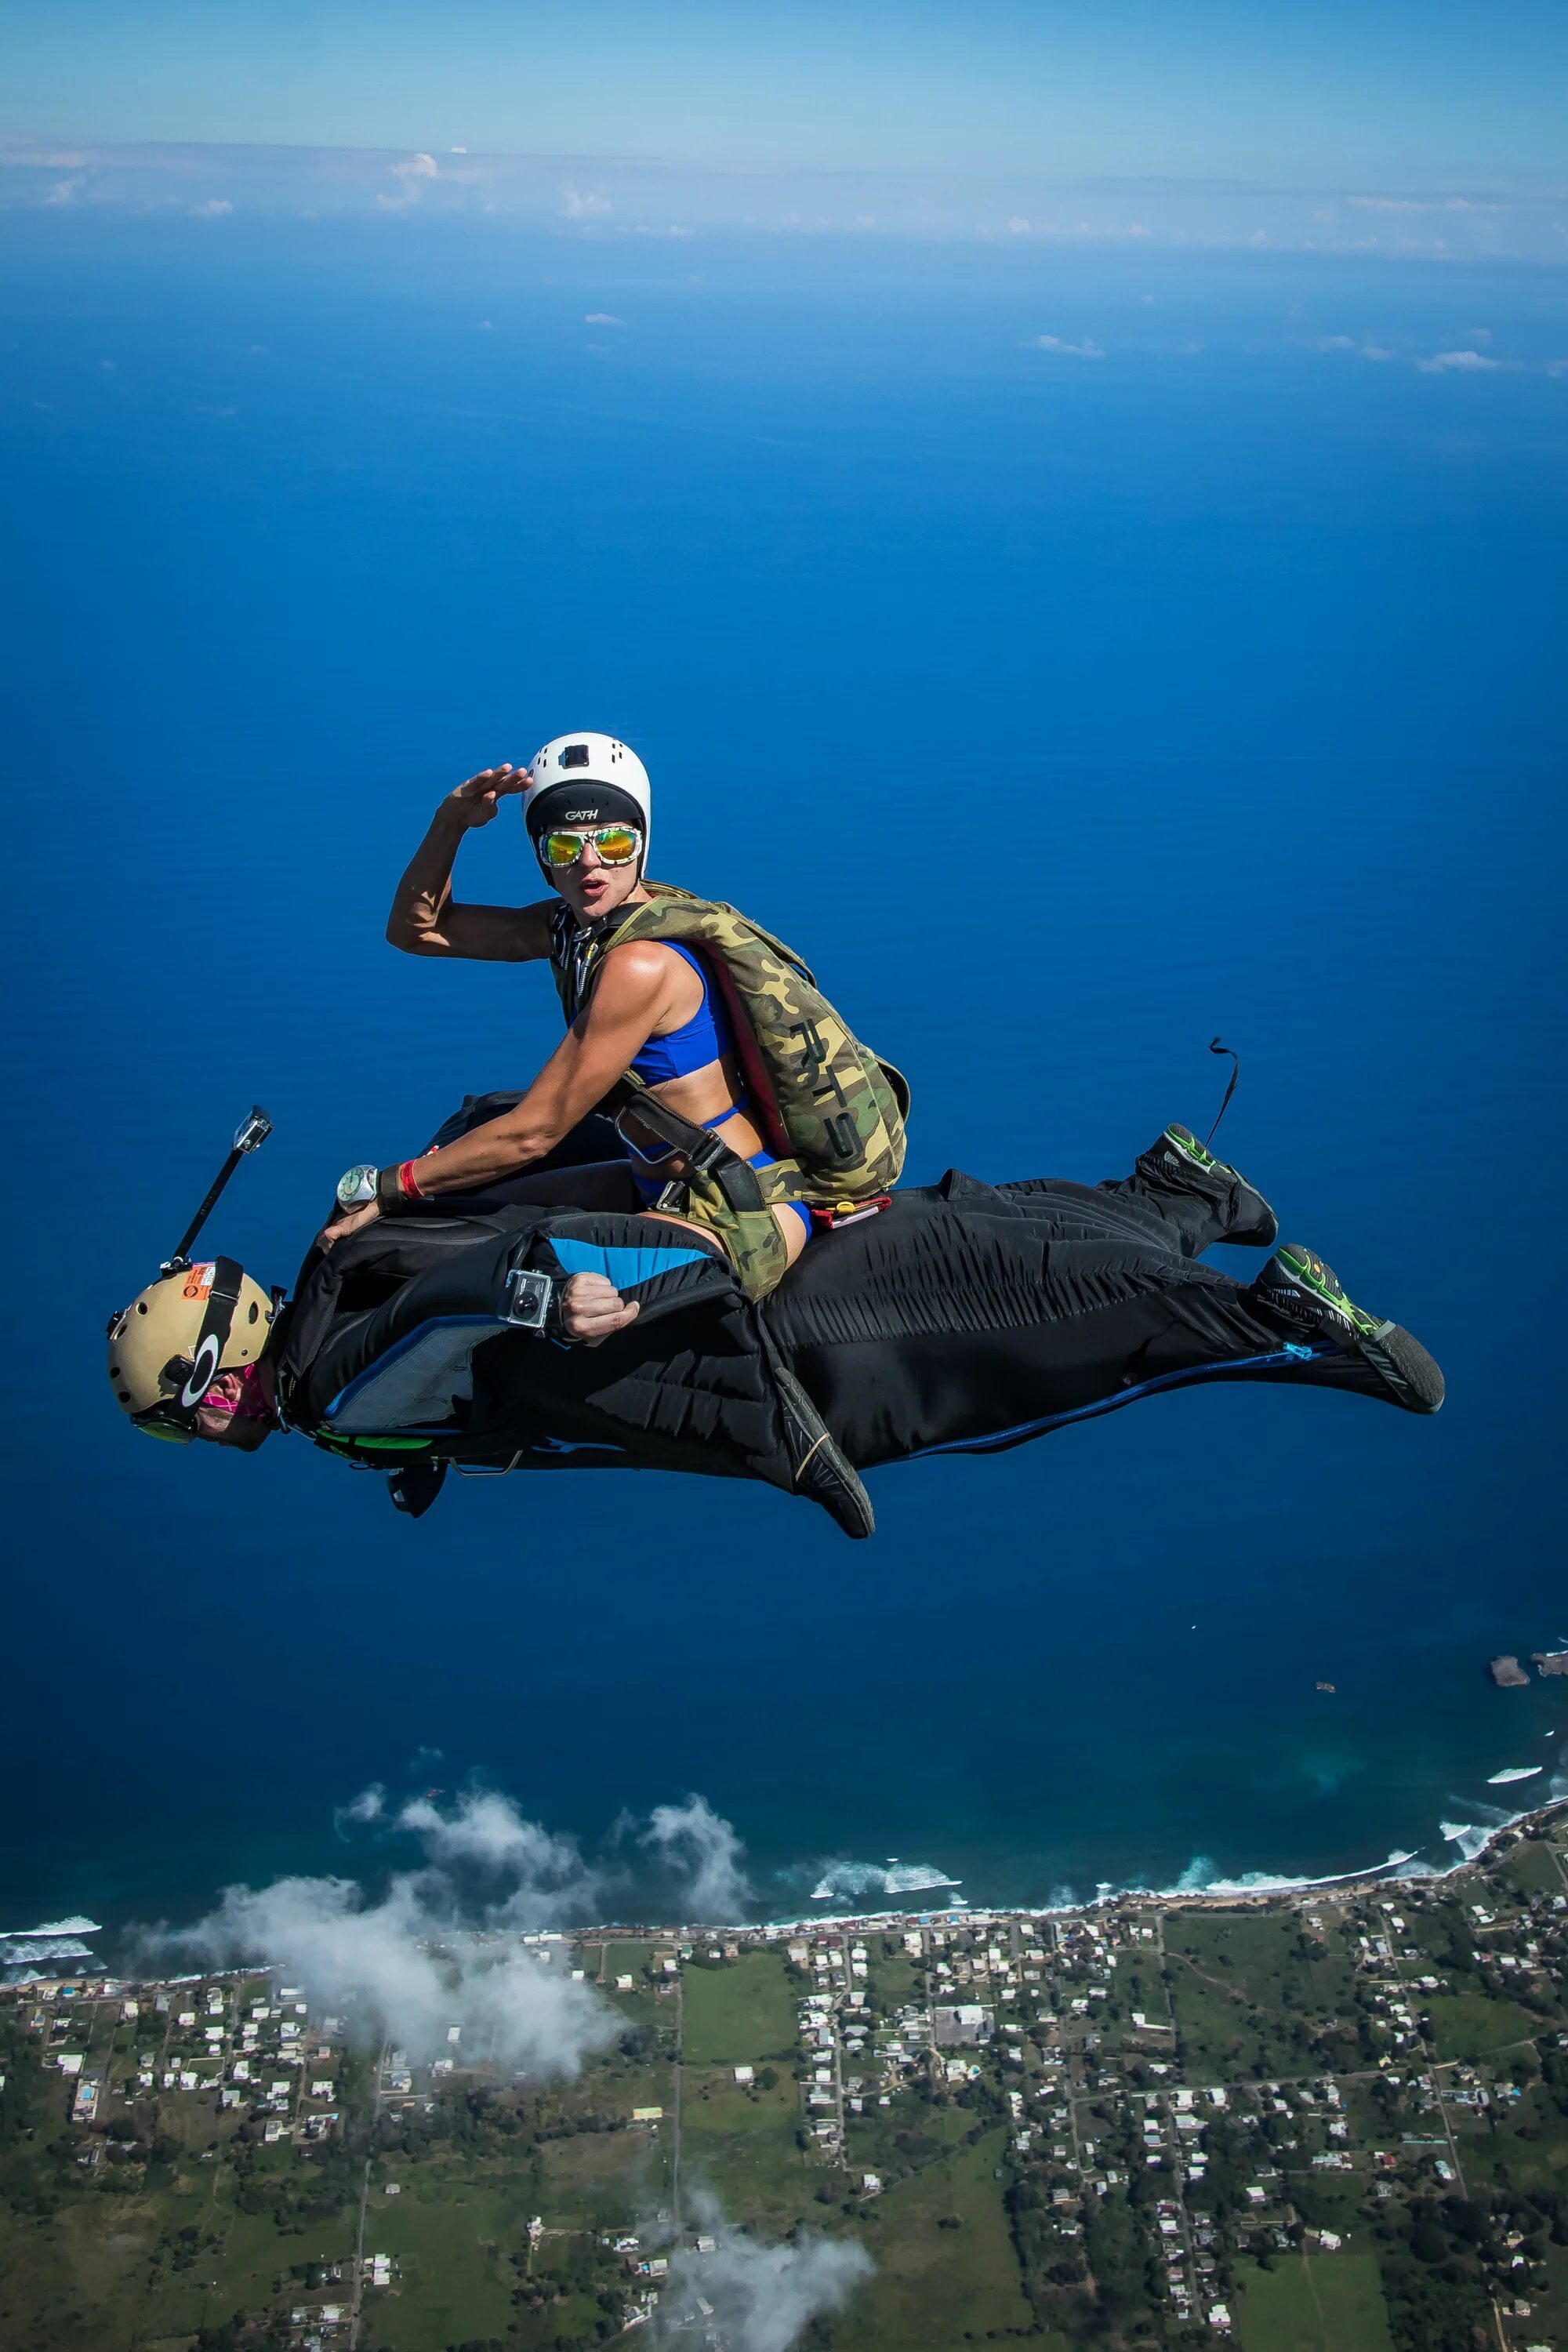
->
xmin=180 ymin=1331 xmax=223 ymax=1410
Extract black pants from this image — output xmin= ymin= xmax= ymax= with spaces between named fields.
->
xmin=763 ymin=1165 xmax=1384 ymax=1470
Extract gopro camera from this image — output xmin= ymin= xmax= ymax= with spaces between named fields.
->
xmin=504 ymin=1268 xmax=555 ymax=1333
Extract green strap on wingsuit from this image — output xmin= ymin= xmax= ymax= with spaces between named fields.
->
xmin=553 ymin=884 xmax=910 ymax=1209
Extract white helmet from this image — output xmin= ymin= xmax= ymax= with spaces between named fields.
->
xmin=523 ymin=733 xmax=652 ymax=873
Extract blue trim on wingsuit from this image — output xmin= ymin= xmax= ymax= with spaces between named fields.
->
xmin=902 ymin=1343 xmax=1324 ymax=1459
xmin=550 ymin=1238 xmax=712 ymax=1287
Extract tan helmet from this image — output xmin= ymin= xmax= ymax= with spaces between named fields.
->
xmin=107 ymin=1258 xmax=278 ymax=1443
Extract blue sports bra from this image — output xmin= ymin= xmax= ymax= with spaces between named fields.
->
xmin=619 ymin=939 xmax=814 ymax=1242
xmin=629 ymin=942 xmax=734 ymax=1086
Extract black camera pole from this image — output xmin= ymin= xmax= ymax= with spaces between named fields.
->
xmin=163 ymin=1108 xmax=274 ymax=1275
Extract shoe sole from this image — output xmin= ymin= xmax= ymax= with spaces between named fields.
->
xmin=1269 ymin=1245 xmax=1445 ymax=1415
xmin=1162 ymin=1124 xmax=1279 ymax=1250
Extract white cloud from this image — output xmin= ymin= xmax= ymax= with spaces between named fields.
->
xmin=1313 ymin=336 xmax=1396 ymax=361
xmin=1415 ymin=348 xmax=1501 ymax=372
xmin=42 ymin=176 xmax=80 ymax=206
xmin=141 ymin=1780 xmax=759 ymax=2068
xmin=449 ymin=146 xmax=468 ymax=155
xmin=395 ymin=1788 xmax=604 ymax=1922
xmin=335 ymin=1784 xmax=385 ymax=1829
xmin=187 ymin=198 xmax=232 ymax=218
xmin=380 ymin=153 xmax=438 ymax=210
xmin=1025 ymin=333 xmax=1105 ymax=359
xmin=1465 ymin=326 xmax=1492 ymax=343
xmin=1350 ymin=194 xmax=1424 ymax=212
xmin=655 ymin=2193 xmax=872 ymax=2350
xmin=560 ymin=181 xmax=611 ymax=219
xmin=1006 ymin=215 xmax=1031 ymax=234
xmin=151 ymin=1784 xmax=626 ymax=2074
xmin=584 ymin=311 xmax=625 ymax=326
xmin=641 ymin=1795 xmax=752 ymax=1921
xmin=164 ymin=1871 xmax=617 ymax=2076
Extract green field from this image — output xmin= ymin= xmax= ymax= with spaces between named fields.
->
xmin=845 ymin=2127 xmax=1033 ymax=2350
xmin=1164 ymin=1911 xmax=1359 ymax=2081
xmin=361 ymin=2165 xmax=530 ymax=2350
xmin=679 ymin=2069 xmax=815 ymax=2230
xmin=1234 ymin=2253 xmax=1397 ymax=2352
xmin=1425 ymin=1991 xmax=1542 ymax=2063
xmin=1495 ymin=1837 xmax=1566 ymax=1897
xmin=679 ymin=1953 xmax=796 ymax=2067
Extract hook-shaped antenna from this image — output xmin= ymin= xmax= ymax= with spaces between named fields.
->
xmin=1204 ymin=1041 xmax=1240 ymax=1146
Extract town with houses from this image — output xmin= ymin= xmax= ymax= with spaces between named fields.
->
xmin=4 ymin=1812 xmax=1568 ymax=2352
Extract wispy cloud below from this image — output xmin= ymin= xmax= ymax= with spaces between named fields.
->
xmin=655 ymin=2191 xmax=872 ymax=2350
xmin=140 ymin=1781 xmax=755 ymax=2070
xmin=1025 ymin=332 xmax=1105 ymax=359
xmin=2 ymin=140 xmax=1559 ymax=263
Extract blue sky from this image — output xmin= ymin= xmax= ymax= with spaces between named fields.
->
xmin=4 ymin=0 xmax=1566 ymax=188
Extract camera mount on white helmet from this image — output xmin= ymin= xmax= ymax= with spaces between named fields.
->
xmin=524 ymin=734 xmax=652 ymax=874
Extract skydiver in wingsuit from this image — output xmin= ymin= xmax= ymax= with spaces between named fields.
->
xmin=106 ymin=735 xmax=1443 ymax=1537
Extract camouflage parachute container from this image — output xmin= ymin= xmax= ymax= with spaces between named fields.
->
xmin=549 ymin=884 xmax=909 ymax=1295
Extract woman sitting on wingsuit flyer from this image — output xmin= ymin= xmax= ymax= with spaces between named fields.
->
xmin=318 ymin=732 xmax=909 ymax=1306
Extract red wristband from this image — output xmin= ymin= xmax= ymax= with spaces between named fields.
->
xmin=397 ymin=1160 xmax=425 ymax=1200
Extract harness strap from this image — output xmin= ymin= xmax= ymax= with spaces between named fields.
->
xmin=604 ymin=1073 xmax=768 ymax=1216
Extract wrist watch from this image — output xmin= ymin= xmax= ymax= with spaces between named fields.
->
xmin=336 ymin=1164 xmax=379 ymax=1211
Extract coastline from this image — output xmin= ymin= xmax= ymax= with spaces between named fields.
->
xmin=6 ymin=1793 xmax=1567 ymax=1986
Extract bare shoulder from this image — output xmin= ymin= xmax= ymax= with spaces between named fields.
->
xmin=594 ymin=938 xmax=686 ymax=1001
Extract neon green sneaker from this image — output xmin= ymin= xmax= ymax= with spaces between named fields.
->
xmin=1138 ymin=1123 xmax=1278 ymax=1247
xmin=1255 ymin=1244 xmax=1445 ymax=1414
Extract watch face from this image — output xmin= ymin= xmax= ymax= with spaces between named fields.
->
xmin=336 ymin=1165 xmax=376 ymax=1210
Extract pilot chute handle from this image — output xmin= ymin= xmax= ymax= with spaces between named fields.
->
xmin=162 ymin=1105 xmax=274 ymax=1275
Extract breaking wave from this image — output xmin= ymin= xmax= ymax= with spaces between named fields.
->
xmin=809 ymin=1857 xmax=960 ymax=1903
xmin=1 ymin=1915 xmax=104 ymax=1980
xmin=1441 ymin=1820 xmax=1500 ymax=1860
xmin=1159 ymin=1851 xmax=1420 ymax=1899
xmin=1488 ymin=1766 xmax=1544 ymax=1784
xmin=0 ymin=1915 xmax=102 ymax=1937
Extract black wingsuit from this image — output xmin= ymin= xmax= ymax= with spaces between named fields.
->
xmin=276 ymin=1121 xmax=1391 ymax=1504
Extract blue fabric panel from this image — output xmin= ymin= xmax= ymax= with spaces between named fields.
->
xmin=551 ymin=1237 xmax=712 ymax=1288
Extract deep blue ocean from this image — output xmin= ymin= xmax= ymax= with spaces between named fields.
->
xmin=3 ymin=214 xmax=1566 ymax=1939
